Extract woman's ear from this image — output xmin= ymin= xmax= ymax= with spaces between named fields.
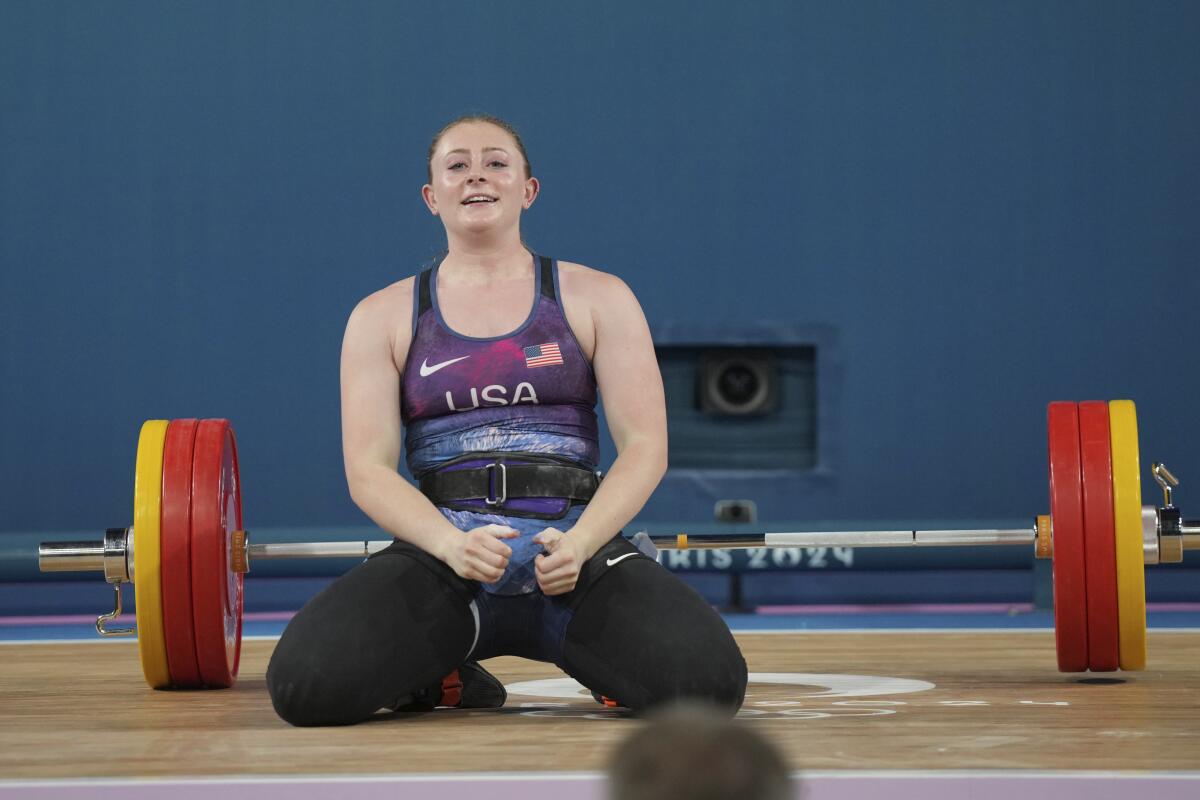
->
xmin=422 ymin=183 xmax=440 ymax=216
xmin=523 ymin=177 xmax=540 ymax=209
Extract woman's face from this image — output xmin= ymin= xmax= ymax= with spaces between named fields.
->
xmin=422 ymin=121 xmax=538 ymax=239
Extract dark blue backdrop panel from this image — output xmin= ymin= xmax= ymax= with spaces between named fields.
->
xmin=2 ymin=1 xmax=1198 ymax=535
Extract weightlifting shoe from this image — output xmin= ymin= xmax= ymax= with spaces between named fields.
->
xmin=391 ymin=661 xmax=506 ymax=711
xmin=591 ymin=690 xmax=626 ymax=709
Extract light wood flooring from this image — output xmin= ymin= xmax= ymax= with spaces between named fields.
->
xmin=2 ymin=630 xmax=1199 ymax=777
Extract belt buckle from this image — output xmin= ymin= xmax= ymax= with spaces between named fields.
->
xmin=484 ymin=461 xmax=508 ymax=507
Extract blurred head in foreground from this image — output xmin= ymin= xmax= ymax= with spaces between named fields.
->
xmin=607 ymin=704 xmax=793 ymax=800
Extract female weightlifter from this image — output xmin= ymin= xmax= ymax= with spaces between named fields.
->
xmin=265 ymin=114 xmax=747 ymax=726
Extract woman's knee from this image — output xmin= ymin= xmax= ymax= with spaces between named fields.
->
xmin=266 ymin=618 xmax=382 ymax=726
xmin=565 ymin=560 xmax=748 ymax=712
xmin=266 ymin=656 xmax=356 ymax=727
xmin=693 ymin=639 xmax=748 ymax=709
xmin=264 ymin=551 xmax=476 ymax=726
xmin=643 ymin=632 xmax=748 ymax=711
xmin=694 ymin=639 xmax=748 ymax=709
xmin=568 ymin=628 xmax=747 ymax=714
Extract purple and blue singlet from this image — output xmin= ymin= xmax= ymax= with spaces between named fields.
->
xmin=400 ymin=254 xmax=599 ymax=594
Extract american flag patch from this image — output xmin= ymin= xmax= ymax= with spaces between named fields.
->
xmin=524 ymin=342 xmax=563 ymax=368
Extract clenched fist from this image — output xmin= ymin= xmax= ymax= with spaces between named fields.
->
xmin=444 ymin=524 xmax=518 ymax=583
xmin=533 ymin=528 xmax=587 ymax=595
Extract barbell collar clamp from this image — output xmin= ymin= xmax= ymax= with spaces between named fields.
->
xmin=231 ymin=530 xmax=248 ymax=575
xmin=1158 ymin=508 xmax=1182 ymax=564
xmin=104 ymin=527 xmax=131 ymax=583
xmin=1152 ymin=463 xmax=1179 ymax=508
xmin=96 ymin=583 xmax=135 ymax=638
xmin=1143 ymin=507 xmax=1163 ymax=565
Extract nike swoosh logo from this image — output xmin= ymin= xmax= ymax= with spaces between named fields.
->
xmin=606 ymin=552 xmax=640 ymax=567
xmin=419 ymin=355 xmax=470 ymax=377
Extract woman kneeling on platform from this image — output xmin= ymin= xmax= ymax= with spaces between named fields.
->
xmin=265 ymin=114 xmax=747 ymax=726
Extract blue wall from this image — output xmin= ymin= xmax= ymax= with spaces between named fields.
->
xmin=3 ymin=1 xmax=1198 ymax=535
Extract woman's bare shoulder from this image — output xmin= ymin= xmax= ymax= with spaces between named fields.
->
xmin=556 ymin=260 xmax=634 ymax=300
xmin=344 ymin=276 xmax=418 ymax=364
xmin=350 ymin=276 xmax=415 ymax=323
xmin=558 ymin=261 xmax=642 ymax=315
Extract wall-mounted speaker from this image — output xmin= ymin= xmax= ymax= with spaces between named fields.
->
xmin=698 ymin=350 xmax=778 ymax=416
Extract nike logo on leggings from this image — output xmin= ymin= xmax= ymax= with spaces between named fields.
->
xmin=605 ymin=552 xmax=640 ymax=567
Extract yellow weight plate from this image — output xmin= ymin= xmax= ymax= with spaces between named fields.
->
xmin=134 ymin=419 xmax=171 ymax=688
xmin=1109 ymin=400 xmax=1147 ymax=670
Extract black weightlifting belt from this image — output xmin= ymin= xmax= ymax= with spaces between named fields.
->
xmin=418 ymin=455 xmax=601 ymax=510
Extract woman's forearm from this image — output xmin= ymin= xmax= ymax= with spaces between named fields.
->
xmin=347 ymin=464 xmax=463 ymax=562
xmin=569 ymin=438 xmax=668 ymax=557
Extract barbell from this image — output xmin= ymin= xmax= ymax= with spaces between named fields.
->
xmin=37 ymin=400 xmax=1198 ymax=690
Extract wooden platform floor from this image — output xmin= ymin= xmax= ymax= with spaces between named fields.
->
xmin=3 ymin=630 xmax=1200 ymax=778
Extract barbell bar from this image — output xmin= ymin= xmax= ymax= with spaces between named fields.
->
xmin=35 ymin=401 xmax=1199 ymax=688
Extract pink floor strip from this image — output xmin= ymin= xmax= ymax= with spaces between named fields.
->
xmin=2 ymin=772 xmax=1198 ymax=800
xmin=0 ymin=611 xmax=297 ymax=627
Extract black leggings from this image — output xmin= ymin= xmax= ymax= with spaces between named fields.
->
xmin=266 ymin=536 xmax=747 ymax=726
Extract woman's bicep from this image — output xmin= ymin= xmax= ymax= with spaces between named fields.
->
xmin=340 ymin=299 xmax=405 ymax=483
xmin=591 ymin=277 xmax=667 ymax=452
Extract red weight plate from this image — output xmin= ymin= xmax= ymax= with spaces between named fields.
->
xmin=1048 ymin=402 xmax=1088 ymax=672
xmin=190 ymin=419 xmax=244 ymax=688
xmin=161 ymin=419 xmax=202 ymax=687
xmin=1078 ymin=401 xmax=1119 ymax=672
